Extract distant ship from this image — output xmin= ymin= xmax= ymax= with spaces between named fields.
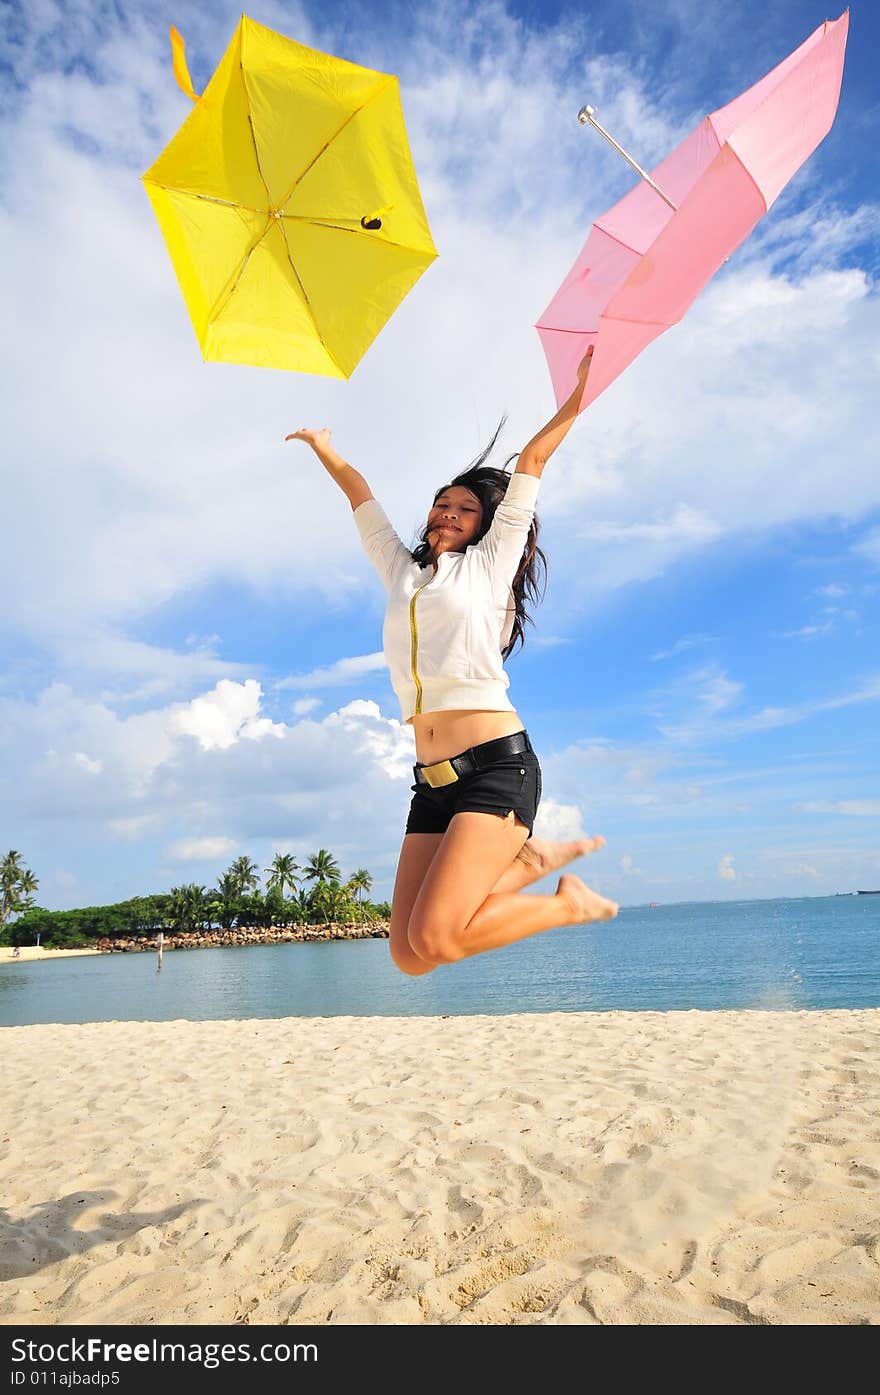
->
xmin=856 ymin=889 xmax=880 ymax=895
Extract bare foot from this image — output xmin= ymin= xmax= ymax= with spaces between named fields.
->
xmin=516 ymin=834 xmax=605 ymax=879
xmin=557 ymin=873 xmax=619 ymax=925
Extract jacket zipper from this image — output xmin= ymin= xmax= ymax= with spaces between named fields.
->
xmin=409 ymin=579 xmax=432 ymax=715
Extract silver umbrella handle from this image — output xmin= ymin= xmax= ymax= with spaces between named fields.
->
xmin=578 ymin=104 xmax=678 ymax=212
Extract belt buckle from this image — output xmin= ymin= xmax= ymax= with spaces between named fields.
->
xmin=422 ymin=758 xmax=458 ymax=789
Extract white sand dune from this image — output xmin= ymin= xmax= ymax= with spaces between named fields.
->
xmin=1 ymin=1009 xmax=878 ymax=1325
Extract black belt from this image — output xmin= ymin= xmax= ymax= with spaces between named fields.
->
xmin=414 ymin=731 xmax=531 ymax=788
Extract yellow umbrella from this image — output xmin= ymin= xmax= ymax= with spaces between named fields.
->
xmin=142 ymin=17 xmax=437 ymax=377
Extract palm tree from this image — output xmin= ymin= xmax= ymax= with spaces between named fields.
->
xmin=266 ymin=852 xmax=299 ymax=897
xmin=330 ymin=880 xmax=359 ymax=922
xmin=294 ymin=886 xmax=311 ymax=924
xmin=306 ymin=878 xmax=339 ymax=925
xmin=241 ymin=888 xmax=268 ymax=929
xmin=263 ymin=881 xmax=288 ymax=927
xmin=348 ymin=868 xmax=372 ymax=906
xmin=1 ymin=851 xmax=36 ymax=929
xmin=228 ymin=855 xmax=260 ymax=898
xmin=19 ymin=868 xmax=38 ymax=897
xmin=208 ymin=872 xmax=242 ymax=930
xmin=303 ymin=849 xmax=341 ymax=887
xmin=189 ymin=883 xmax=207 ymax=931
xmin=167 ymin=884 xmax=207 ymax=934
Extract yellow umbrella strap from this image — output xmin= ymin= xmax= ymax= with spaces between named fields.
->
xmin=170 ymin=26 xmax=198 ymax=103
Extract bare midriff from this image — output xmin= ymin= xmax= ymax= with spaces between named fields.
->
xmin=410 ymin=708 xmax=526 ymax=765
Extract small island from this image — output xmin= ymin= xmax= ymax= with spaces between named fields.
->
xmin=1 ymin=848 xmax=390 ymax=955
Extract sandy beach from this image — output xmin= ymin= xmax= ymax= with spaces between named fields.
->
xmin=1 ymin=946 xmax=104 ymax=964
xmin=1 ymin=1008 xmax=878 ymax=1326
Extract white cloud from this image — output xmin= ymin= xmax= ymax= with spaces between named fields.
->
xmin=278 ymin=653 xmax=387 ymax=690
xmin=650 ymin=664 xmax=744 ymax=743
xmin=782 ymin=862 xmax=821 ymax=881
xmin=108 ymin=815 xmax=161 ymax=842
xmin=538 ymin=741 xmax=706 ymax=825
xmin=74 ymin=752 xmax=103 ymax=775
xmin=323 ymin=700 xmax=415 ymax=780
xmin=5 ymin=665 xmax=878 ymax=906
xmin=815 ymin=584 xmax=846 ymax=598
xmin=854 ymin=528 xmax=880 ymax=566
xmin=169 ymin=680 xmax=285 ymax=751
xmin=168 ymin=837 xmax=236 ymax=863
xmin=718 ymin=854 xmax=736 ymax=881
xmin=588 ymin=506 xmax=721 ymax=547
xmin=661 ymin=673 xmax=880 ymax=745
xmin=0 ymin=678 xmax=423 ymax=904
xmin=774 ymin=622 xmax=833 ymax=639
xmin=800 ymin=800 xmax=880 ymax=817
xmin=541 ymin=260 xmax=880 ymax=621
xmin=291 ymin=697 xmax=321 ymax=715
xmin=532 ymin=799 xmax=588 ymax=841
xmin=650 ymin=634 xmax=714 ymax=661
xmin=731 ymin=676 xmax=880 ymax=735
xmin=755 ymin=202 xmax=880 ymax=278
xmin=693 ymin=667 xmax=743 ymax=715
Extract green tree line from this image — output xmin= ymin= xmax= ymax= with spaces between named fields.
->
xmin=0 ymin=849 xmax=391 ymax=949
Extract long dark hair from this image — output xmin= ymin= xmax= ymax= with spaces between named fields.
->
xmin=410 ymin=419 xmax=547 ymax=658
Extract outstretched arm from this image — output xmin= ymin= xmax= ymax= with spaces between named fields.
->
xmin=284 ymin=427 xmax=372 ymax=510
xmin=286 ymin=427 xmax=411 ymax=589
xmin=516 ymin=347 xmax=594 ymax=479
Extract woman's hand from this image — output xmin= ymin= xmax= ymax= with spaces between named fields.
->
xmin=517 ymin=345 xmax=595 ymax=476
xmin=576 ymin=344 xmax=595 ymax=387
xmin=285 ymin=427 xmax=372 ymax=509
xmin=284 ymin=426 xmax=332 ymax=450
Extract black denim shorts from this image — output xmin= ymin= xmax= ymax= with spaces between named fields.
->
xmin=405 ymin=732 xmax=543 ymax=838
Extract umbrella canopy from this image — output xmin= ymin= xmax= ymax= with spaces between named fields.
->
xmin=143 ymin=16 xmax=437 ymax=377
xmin=537 ymin=11 xmax=849 ymax=412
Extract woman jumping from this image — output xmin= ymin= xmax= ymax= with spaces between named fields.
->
xmin=287 ymin=347 xmax=618 ymax=975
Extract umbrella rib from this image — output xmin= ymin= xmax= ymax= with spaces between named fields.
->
xmin=144 ymin=182 xmax=267 ymax=217
xmin=602 ymin=313 xmax=672 ymax=327
xmin=279 ymin=214 xmax=432 ymax=256
xmin=237 ymin=57 xmax=273 ymax=211
xmin=706 ymin=121 xmax=769 ymax=214
xmin=592 ymin=222 xmax=648 ymax=258
xmin=536 ymin=325 xmax=601 ymax=335
xmin=272 ymin=76 xmax=396 ymax=213
xmin=208 ymin=218 xmax=273 ymax=325
xmin=276 ymin=224 xmax=346 ymax=378
xmin=537 ymin=315 xmax=670 ymax=331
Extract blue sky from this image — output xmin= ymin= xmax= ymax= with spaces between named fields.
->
xmin=1 ymin=0 xmax=878 ymax=909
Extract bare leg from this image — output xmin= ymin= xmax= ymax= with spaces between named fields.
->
xmin=388 ymin=830 xmax=604 ymax=976
xmin=453 ymin=872 xmax=618 ymax=960
xmin=492 ymin=834 xmax=606 ymax=894
xmin=389 ymin=832 xmax=444 ymax=975
xmin=407 ymin=811 xmax=618 ymax=966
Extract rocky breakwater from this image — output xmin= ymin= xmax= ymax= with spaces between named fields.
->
xmin=93 ymin=922 xmax=391 ymax=953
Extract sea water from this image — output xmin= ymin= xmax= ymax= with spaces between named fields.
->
xmin=3 ymin=892 xmax=875 ymax=1026
xmin=1 ymin=895 xmax=877 ymax=1027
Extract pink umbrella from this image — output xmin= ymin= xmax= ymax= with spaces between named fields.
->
xmin=536 ymin=11 xmax=849 ymax=413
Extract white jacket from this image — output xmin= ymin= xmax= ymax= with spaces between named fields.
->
xmin=354 ymin=471 xmax=540 ymax=723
